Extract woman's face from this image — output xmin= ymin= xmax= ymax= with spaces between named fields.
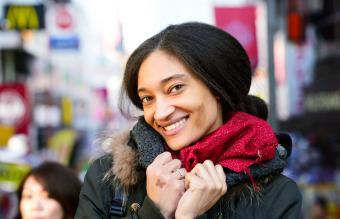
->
xmin=138 ymin=50 xmax=223 ymax=150
xmin=20 ymin=176 xmax=64 ymax=219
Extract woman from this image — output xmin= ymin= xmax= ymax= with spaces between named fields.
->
xmin=76 ymin=22 xmax=302 ymax=218
xmin=16 ymin=161 xmax=82 ymax=219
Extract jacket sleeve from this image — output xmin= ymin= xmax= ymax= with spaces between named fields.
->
xmin=75 ymin=155 xmax=166 ymax=219
xmin=137 ymin=196 xmax=166 ymax=218
xmin=75 ymin=156 xmax=113 ymax=219
xmin=266 ymin=175 xmax=303 ymax=219
xmin=137 ymin=196 xmax=209 ymax=219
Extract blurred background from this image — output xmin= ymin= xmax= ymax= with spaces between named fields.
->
xmin=0 ymin=0 xmax=339 ymax=218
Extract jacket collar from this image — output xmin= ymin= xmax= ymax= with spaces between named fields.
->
xmin=130 ymin=117 xmax=165 ymax=168
xmin=101 ymin=117 xmax=165 ymax=188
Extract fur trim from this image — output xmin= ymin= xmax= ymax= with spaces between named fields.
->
xmin=101 ymin=130 xmax=140 ymax=188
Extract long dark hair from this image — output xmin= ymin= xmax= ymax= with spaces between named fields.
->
xmin=16 ymin=161 xmax=82 ymax=219
xmin=119 ymin=22 xmax=252 ymax=121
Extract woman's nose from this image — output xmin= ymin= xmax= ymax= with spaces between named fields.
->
xmin=31 ymin=197 xmax=44 ymax=210
xmin=154 ymin=99 xmax=175 ymax=120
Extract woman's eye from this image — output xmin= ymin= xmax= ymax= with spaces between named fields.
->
xmin=141 ymin=96 xmax=152 ymax=104
xmin=22 ymin=194 xmax=32 ymax=199
xmin=169 ymin=84 xmax=184 ymax=93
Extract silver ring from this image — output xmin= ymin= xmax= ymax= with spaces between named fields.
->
xmin=176 ymin=169 xmax=185 ymax=178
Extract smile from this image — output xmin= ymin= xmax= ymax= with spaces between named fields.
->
xmin=163 ymin=118 xmax=187 ymax=131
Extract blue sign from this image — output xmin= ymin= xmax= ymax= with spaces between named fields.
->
xmin=49 ymin=36 xmax=79 ymax=50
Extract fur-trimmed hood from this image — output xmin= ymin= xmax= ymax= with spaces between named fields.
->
xmin=99 ymin=130 xmax=139 ymax=188
xmin=98 ymin=117 xmax=165 ymax=188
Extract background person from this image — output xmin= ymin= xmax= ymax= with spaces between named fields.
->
xmin=310 ymin=196 xmax=331 ymax=219
xmin=15 ymin=161 xmax=82 ymax=219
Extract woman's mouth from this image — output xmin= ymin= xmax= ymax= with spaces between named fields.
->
xmin=164 ymin=118 xmax=186 ymax=131
xmin=162 ymin=117 xmax=187 ymax=136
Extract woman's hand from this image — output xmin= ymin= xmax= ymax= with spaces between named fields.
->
xmin=175 ymin=160 xmax=227 ymax=219
xmin=146 ymin=152 xmax=186 ymax=219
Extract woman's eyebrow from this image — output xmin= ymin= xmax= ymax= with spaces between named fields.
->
xmin=160 ymin=73 xmax=186 ymax=84
xmin=138 ymin=73 xmax=187 ymax=94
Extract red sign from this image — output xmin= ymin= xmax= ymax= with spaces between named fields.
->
xmin=215 ymin=6 xmax=258 ymax=70
xmin=287 ymin=0 xmax=305 ymax=43
xmin=0 ymin=83 xmax=30 ymax=134
xmin=56 ymin=6 xmax=73 ymax=30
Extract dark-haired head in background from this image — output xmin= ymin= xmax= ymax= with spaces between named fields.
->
xmin=16 ymin=161 xmax=82 ymax=219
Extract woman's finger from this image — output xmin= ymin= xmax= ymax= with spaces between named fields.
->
xmin=164 ymin=159 xmax=182 ymax=173
xmin=215 ymin=164 xmax=227 ymax=194
xmin=173 ymin=168 xmax=187 ymax=180
xmin=184 ymin=171 xmax=204 ymax=190
xmin=152 ymin=152 xmax=173 ymax=166
xmin=191 ymin=163 xmax=211 ymax=182
xmin=203 ymin=160 xmax=221 ymax=187
xmin=215 ymin=164 xmax=226 ymax=182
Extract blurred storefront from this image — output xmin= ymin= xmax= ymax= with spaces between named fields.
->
xmin=277 ymin=0 xmax=340 ymax=218
xmin=0 ymin=1 xmax=126 ymax=218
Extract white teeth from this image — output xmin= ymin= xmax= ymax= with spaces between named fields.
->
xmin=164 ymin=118 xmax=186 ymax=131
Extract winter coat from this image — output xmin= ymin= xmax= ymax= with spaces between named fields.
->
xmin=75 ymin=119 xmax=302 ymax=219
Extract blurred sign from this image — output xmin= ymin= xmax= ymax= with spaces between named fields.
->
xmin=49 ymin=36 xmax=79 ymax=49
xmin=56 ymin=6 xmax=73 ymax=29
xmin=33 ymin=104 xmax=61 ymax=127
xmin=303 ymin=57 xmax=340 ymax=115
xmin=0 ymin=125 xmax=14 ymax=147
xmin=61 ymin=96 xmax=73 ymax=126
xmin=215 ymin=6 xmax=258 ymax=70
xmin=48 ymin=129 xmax=77 ymax=165
xmin=287 ymin=0 xmax=306 ymax=43
xmin=286 ymin=40 xmax=315 ymax=117
xmin=33 ymin=92 xmax=61 ymax=128
xmin=0 ymin=84 xmax=30 ymax=134
xmin=304 ymin=90 xmax=340 ymax=113
xmin=46 ymin=3 xmax=80 ymax=50
xmin=4 ymin=4 xmax=45 ymax=30
xmin=0 ymin=31 xmax=21 ymax=49
xmin=0 ymin=162 xmax=31 ymax=191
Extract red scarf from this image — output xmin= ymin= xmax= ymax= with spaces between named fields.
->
xmin=169 ymin=112 xmax=278 ymax=173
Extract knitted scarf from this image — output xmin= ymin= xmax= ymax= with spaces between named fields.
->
xmin=169 ymin=112 xmax=278 ymax=174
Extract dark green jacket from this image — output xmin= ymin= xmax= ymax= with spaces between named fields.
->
xmin=75 ymin=119 xmax=302 ymax=219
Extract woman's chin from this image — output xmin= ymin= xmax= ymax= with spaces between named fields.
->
xmin=166 ymin=142 xmax=185 ymax=151
xmin=165 ymin=133 xmax=200 ymax=151
xmin=166 ymin=139 xmax=193 ymax=151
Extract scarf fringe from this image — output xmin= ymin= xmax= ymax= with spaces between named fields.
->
xmin=245 ymin=168 xmax=260 ymax=192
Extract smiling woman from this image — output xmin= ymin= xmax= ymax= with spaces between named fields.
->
xmin=76 ymin=22 xmax=302 ymax=219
